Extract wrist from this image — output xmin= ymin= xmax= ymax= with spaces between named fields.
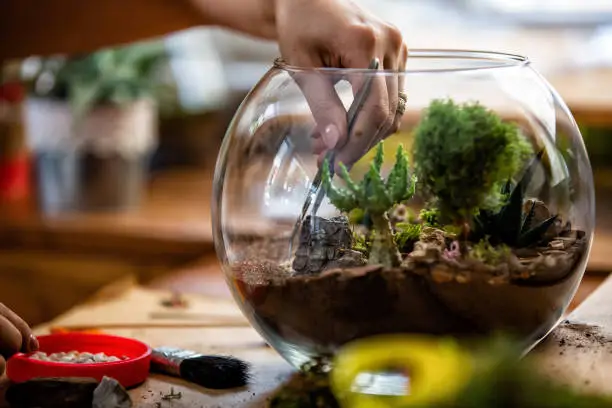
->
xmin=187 ymin=0 xmax=278 ymax=40
xmin=261 ymin=0 xmax=278 ymax=40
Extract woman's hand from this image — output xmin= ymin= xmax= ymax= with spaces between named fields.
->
xmin=0 ymin=304 xmax=38 ymax=374
xmin=275 ymin=0 xmax=408 ymax=169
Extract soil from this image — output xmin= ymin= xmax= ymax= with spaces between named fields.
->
xmin=231 ymin=215 xmax=588 ymax=360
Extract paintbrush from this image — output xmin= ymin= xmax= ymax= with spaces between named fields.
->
xmin=150 ymin=346 xmax=251 ymax=389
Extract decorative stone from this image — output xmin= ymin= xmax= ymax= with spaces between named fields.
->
xmin=327 ymin=249 xmax=367 ymax=270
xmin=292 ymin=215 xmax=355 ymax=275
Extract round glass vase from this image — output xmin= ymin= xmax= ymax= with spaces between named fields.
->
xmin=212 ymin=50 xmax=595 ymax=370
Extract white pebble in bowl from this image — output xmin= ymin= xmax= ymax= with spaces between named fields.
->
xmin=29 ymin=351 xmax=129 ymax=364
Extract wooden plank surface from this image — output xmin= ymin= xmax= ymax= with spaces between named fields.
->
xmin=31 ymin=279 xmax=292 ymax=408
xmin=17 ymin=269 xmax=610 ymax=407
xmin=532 ymin=274 xmax=612 ymax=395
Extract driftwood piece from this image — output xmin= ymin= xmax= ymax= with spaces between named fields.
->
xmin=5 ymin=376 xmax=132 ymax=408
xmin=5 ymin=377 xmax=99 ymax=408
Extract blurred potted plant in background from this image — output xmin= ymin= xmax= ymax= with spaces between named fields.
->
xmin=20 ymin=40 xmax=176 ymax=213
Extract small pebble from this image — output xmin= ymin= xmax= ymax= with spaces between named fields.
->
xmin=29 ymin=351 xmax=129 ymax=364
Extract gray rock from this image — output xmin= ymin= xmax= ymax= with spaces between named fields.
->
xmin=292 ymin=215 xmax=357 ymax=275
xmin=92 ymin=377 xmax=132 ymax=408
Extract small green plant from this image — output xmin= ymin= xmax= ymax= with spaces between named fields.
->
xmin=413 ymin=99 xmax=533 ymax=232
xmin=322 ymin=141 xmax=417 ymax=267
xmin=352 ymin=229 xmax=371 ymax=255
xmin=22 ymin=40 xmax=173 ymax=119
xmin=470 ymin=239 xmax=512 ymax=265
xmin=394 ymin=222 xmax=423 ymax=253
xmin=472 ymin=150 xmax=558 ymax=248
xmin=419 ymin=207 xmax=441 ymax=227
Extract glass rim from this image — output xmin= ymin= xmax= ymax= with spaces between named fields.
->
xmin=273 ymin=49 xmax=530 ymax=74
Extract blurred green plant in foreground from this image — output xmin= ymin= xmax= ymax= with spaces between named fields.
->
xmin=270 ymin=334 xmax=612 ymax=408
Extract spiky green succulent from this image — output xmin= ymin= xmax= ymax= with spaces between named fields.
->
xmin=322 ymin=142 xmax=417 ymax=216
xmin=322 ymin=141 xmax=417 ymax=267
xmin=472 ymin=150 xmax=558 ymax=248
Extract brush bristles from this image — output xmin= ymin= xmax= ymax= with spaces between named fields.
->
xmin=179 ymin=355 xmax=251 ymax=389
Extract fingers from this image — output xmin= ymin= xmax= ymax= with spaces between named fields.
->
xmin=383 ymin=25 xmax=403 ymax=136
xmin=0 ymin=314 xmax=24 ymax=358
xmin=329 ymin=22 xmax=406 ymax=169
xmin=282 ymin=18 xmax=407 ymax=170
xmin=390 ymin=43 xmax=409 ymax=135
xmin=335 ymin=73 xmax=390 ymax=169
xmin=0 ymin=303 xmax=37 ymax=356
xmin=0 ymin=355 xmax=6 ymax=376
xmin=288 ymin=52 xmax=348 ymax=158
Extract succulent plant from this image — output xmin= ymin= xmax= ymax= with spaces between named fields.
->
xmin=413 ymin=99 xmax=533 ymax=230
xmin=322 ymin=141 xmax=417 ymax=267
xmin=472 ymin=150 xmax=558 ymax=248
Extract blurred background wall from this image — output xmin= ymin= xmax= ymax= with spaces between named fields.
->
xmin=1 ymin=0 xmax=612 ymax=326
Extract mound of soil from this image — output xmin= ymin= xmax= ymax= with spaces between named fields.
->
xmin=231 ymin=217 xmax=588 ymax=359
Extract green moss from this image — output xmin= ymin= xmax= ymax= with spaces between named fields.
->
xmin=469 ymin=239 xmax=511 ymax=265
xmin=394 ymin=222 xmax=423 ymax=253
xmin=419 ymin=207 xmax=441 ymax=227
xmin=413 ymin=99 xmax=533 ymax=227
xmin=442 ymin=224 xmax=462 ymax=238
xmin=352 ymin=229 xmax=370 ymax=255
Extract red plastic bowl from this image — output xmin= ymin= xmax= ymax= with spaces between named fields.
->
xmin=6 ymin=333 xmax=151 ymax=388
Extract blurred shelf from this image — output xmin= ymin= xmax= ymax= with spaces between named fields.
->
xmin=0 ymin=168 xmax=214 ymax=263
xmin=550 ymin=69 xmax=612 ymax=127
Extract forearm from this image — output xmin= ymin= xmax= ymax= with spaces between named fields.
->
xmin=189 ymin=0 xmax=277 ymax=41
xmin=0 ymin=0 xmax=277 ymax=61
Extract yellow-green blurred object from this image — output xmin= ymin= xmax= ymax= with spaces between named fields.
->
xmin=330 ymin=335 xmax=473 ymax=408
xmin=350 ymin=131 xmax=414 ymax=178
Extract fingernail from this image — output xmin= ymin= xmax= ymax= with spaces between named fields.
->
xmin=322 ymin=124 xmax=340 ymax=149
xmin=28 ymin=335 xmax=39 ymax=351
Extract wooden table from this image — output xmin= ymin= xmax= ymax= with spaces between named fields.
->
xmin=9 ymin=262 xmax=608 ymax=407
xmin=28 ymin=277 xmax=293 ymax=408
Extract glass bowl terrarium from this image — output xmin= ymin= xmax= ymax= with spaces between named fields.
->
xmin=212 ymin=50 xmax=595 ymax=369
